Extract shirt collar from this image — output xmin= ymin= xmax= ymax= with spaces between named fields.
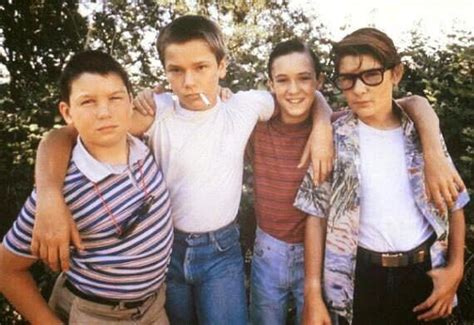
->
xmin=335 ymin=100 xmax=415 ymax=137
xmin=72 ymin=134 xmax=149 ymax=183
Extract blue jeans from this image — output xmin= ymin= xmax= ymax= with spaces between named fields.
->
xmin=165 ymin=222 xmax=247 ymax=325
xmin=250 ymin=227 xmax=304 ymax=325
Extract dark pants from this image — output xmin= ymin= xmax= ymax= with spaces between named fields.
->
xmin=346 ymin=247 xmax=447 ymax=325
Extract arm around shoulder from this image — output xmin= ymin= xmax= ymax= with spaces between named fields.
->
xmin=32 ymin=125 xmax=81 ymax=272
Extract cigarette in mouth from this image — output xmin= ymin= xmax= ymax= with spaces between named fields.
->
xmin=199 ymin=92 xmax=211 ymax=107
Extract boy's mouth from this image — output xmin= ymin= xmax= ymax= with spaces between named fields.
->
xmin=97 ymin=125 xmax=118 ymax=132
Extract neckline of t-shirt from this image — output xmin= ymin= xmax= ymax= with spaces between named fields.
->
xmin=358 ymin=118 xmax=402 ymax=136
xmin=174 ymin=97 xmax=221 ymax=120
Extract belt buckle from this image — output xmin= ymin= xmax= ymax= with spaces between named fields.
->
xmin=381 ymin=252 xmax=404 ymax=267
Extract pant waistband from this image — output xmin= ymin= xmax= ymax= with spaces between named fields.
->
xmin=174 ymin=220 xmax=238 ymax=245
xmin=357 ymin=234 xmax=436 ymax=268
xmin=64 ymin=280 xmax=154 ymax=309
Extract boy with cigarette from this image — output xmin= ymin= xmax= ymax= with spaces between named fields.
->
xmin=31 ymin=15 xmax=462 ymax=325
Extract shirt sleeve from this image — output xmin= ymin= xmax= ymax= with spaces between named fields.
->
xmin=235 ymin=90 xmax=275 ymax=122
xmin=438 ymin=133 xmax=471 ymax=212
xmin=2 ymin=191 xmax=37 ymax=259
xmin=293 ymin=166 xmax=331 ymax=218
xmin=144 ymin=93 xmax=175 ymax=139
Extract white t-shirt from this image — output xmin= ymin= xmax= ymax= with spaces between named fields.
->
xmin=145 ymin=91 xmax=274 ymax=232
xmin=358 ymin=120 xmax=433 ymax=252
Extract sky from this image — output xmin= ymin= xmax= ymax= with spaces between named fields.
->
xmin=289 ymin=0 xmax=473 ymax=47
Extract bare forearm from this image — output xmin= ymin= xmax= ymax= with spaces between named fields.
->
xmin=312 ymin=91 xmax=333 ymax=126
xmin=304 ymin=216 xmax=327 ymax=295
xmin=35 ymin=126 xmax=77 ymax=192
xmin=396 ymin=96 xmax=442 ymax=155
xmin=0 ymin=270 xmax=60 ymax=324
xmin=447 ymin=210 xmax=465 ymax=269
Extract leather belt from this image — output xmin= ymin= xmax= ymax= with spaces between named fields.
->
xmin=65 ymin=280 xmax=152 ymax=309
xmin=358 ymin=234 xmax=436 ymax=267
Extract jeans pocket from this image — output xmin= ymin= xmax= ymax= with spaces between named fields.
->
xmin=214 ymin=225 xmax=240 ymax=252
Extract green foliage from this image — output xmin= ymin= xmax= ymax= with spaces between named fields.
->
xmin=0 ymin=1 xmax=472 ymax=323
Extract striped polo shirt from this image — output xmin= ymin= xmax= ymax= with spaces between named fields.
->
xmin=250 ymin=118 xmax=311 ymax=243
xmin=3 ymin=135 xmax=173 ymax=301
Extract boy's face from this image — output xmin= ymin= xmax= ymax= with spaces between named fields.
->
xmin=59 ymin=73 xmax=133 ymax=152
xmin=163 ymin=39 xmax=227 ymax=111
xmin=339 ymin=54 xmax=402 ymax=125
xmin=269 ymin=52 xmax=321 ymax=124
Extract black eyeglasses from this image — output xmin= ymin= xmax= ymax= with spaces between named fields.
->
xmin=335 ymin=67 xmax=391 ymax=91
xmin=118 ymin=195 xmax=156 ymax=239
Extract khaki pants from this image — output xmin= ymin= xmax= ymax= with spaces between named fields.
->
xmin=48 ymin=273 xmax=169 ymax=324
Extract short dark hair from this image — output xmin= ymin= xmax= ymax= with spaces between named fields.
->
xmin=331 ymin=27 xmax=401 ymax=74
xmin=156 ymin=15 xmax=226 ymax=66
xmin=267 ymin=39 xmax=322 ymax=80
xmin=59 ymin=50 xmax=132 ymax=103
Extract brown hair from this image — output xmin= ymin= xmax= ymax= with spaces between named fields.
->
xmin=331 ymin=27 xmax=401 ymax=73
xmin=156 ymin=15 xmax=226 ymax=66
xmin=267 ymin=39 xmax=322 ymax=80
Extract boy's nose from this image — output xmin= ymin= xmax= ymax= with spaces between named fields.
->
xmin=352 ymin=77 xmax=367 ymax=95
xmin=96 ymin=103 xmax=112 ymax=118
xmin=288 ymin=80 xmax=299 ymax=93
xmin=183 ymin=71 xmax=196 ymax=87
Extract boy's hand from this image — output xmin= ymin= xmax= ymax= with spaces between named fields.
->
xmin=219 ymin=86 xmax=233 ymax=101
xmin=303 ymin=296 xmax=331 ymax=325
xmin=424 ymin=151 xmax=465 ymax=215
xmin=298 ymin=123 xmax=334 ymax=185
xmin=413 ymin=265 xmax=463 ymax=321
xmin=31 ymin=191 xmax=83 ymax=272
xmin=133 ymin=86 xmax=164 ymax=116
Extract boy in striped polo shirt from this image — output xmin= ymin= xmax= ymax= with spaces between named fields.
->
xmin=0 ymin=51 xmax=173 ymax=324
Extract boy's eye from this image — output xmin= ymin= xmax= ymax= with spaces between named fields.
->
xmin=197 ymin=65 xmax=207 ymax=71
xmin=110 ymin=96 xmax=123 ymax=101
xmin=81 ymin=99 xmax=94 ymax=106
xmin=275 ymin=79 xmax=288 ymax=83
xmin=167 ymin=68 xmax=180 ymax=73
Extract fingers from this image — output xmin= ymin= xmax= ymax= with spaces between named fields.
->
xmin=441 ymin=186 xmax=454 ymax=208
xmin=219 ymin=87 xmax=233 ymax=101
xmin=453 ymin=172 xmax=465 ymax=192
xmin=70 ymin=222 xmax=84 ymax=251
xmin=319 ymin=160 xmax=329 ymax=184
xmin=47 ymin=246 xmax=60 ymax=272
xmin=447 ymin=181 xmax=459 ymax=203
xmin=152 ymin=85 xmax=165 ymax=94
xmin=312 ymin=162 xmax=321 ymax=186
xmin=59 ymin=245 xmax=70 ymax=272
xmin=417 ymin=300 xmax=452 ymax=321
xmin=431 ymin=189 xmax=447 ymax=216
xmin=425 ymin=186 xmax=432 ymax=202
xmin=298 ymin=143 xmax=310 ymax=170
xmin=39 ymin=243 xmax=48 ymax=267
xmin=413 ymin=293 xmax=436 ymax=313
xmin=31 ymin=236 xmax=40 ymax=257
xmin=133 ymin=89 xmax=156 ymax=116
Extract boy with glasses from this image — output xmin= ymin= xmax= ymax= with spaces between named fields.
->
xmin=0 ymin=51 xmax=173 ymax=324
xmin=296 ymin=28 xmax=469 ymax=325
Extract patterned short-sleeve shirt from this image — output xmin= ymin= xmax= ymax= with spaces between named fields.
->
xmin=294 ymin=102 xmax=470 ymax=323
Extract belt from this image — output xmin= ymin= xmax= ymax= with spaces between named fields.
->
xmin=65 ymin=280 xmax=152 ymax=309
xmin=357 ymin=234 xmax=436 ymax=268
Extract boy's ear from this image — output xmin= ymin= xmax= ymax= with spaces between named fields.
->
xmin=316 ymin=73 xmax=325 ymax=91
xmin=267 ymin=79 xmax=275 ymax=93
xmin=391 ymin=63 xmax=404 ymax=86
xmin=59 ymin=102 xmax=74 ymax=126
xmin=218 ymin=58 xmax=227 ymax=80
